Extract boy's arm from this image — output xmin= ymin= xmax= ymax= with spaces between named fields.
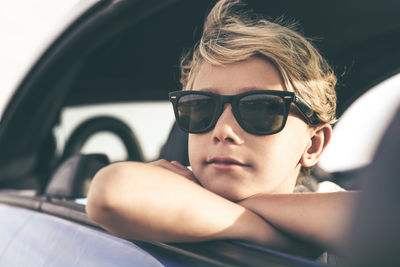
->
xmin=86 ymin=161 xmax=298 ymax=251
xmin=238 ymin=191 xmax=357 ymax=252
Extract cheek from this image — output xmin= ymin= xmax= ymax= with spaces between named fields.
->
xmin=248 ymin=135 xmax=283 ymax=170
xmin=280 ymin=118 xmax=311 ymax=160
xmin=253 ymin=119 xmax=309 ymax=168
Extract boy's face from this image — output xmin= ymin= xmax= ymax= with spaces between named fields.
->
xmin=188 ymin=56 xmax=313 ymax=201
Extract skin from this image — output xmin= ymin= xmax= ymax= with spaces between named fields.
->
xmin=86 ymin=56 xmax=355 ymax=257
xmin=189 ymin=57 xmax=318 ymax=201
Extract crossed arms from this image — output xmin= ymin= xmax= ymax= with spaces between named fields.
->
xmin=86 ymin=160 xmax=356 ymax=257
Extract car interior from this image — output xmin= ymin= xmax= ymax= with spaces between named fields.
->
xmin=0 ymin=0 xmax=399 ymax=264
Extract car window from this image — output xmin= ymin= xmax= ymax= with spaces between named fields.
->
xmin=53 ymin=101 xmax=175 ymax=162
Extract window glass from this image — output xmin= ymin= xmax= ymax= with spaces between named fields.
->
xmin=53 ymin=101 xmax=175 ymax=162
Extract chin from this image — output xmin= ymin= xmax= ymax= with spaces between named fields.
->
xmin=206 ymin=183 xmax=248 ymax=202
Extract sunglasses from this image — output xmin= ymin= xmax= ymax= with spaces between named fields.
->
xmin=169 ymin=90 xmax=320 ymax=135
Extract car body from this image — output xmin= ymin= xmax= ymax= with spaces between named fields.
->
xmin=0 ymin=0 xmax=399 ymax=266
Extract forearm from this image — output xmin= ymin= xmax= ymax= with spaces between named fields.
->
xmin=86 ymin=162 xmax=288 ymax=247
xmin=239 ymin=191 xmax=357 ymax=252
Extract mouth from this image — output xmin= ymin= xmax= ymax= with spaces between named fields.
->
xmin=206 ymin=157 xmax=250 ymax=170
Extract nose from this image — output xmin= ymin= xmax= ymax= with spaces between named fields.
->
xmin=212 ymin=104 xmax=244 ymax=145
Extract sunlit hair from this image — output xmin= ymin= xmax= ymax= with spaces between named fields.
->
xmin=180 ymin=0 xmax=337 ymax=126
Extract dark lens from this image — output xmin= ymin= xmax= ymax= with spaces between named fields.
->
xmin=177 ymin=94 xmax=216 ymax=132
xmin=238 ymin=94 xmax=285 ymax=133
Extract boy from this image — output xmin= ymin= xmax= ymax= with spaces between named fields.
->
xmin=87 ymin=0 xmax=355 ymax=257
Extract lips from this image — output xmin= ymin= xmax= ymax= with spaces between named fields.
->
xmin=206 ymin=157 xmax=250 ymax=170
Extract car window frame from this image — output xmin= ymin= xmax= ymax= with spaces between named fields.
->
xmin=0 ymin=190 xmax=326 ymax=266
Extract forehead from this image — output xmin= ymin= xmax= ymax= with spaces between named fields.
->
xmin=192 ymin=56 xmax=286 ymax=95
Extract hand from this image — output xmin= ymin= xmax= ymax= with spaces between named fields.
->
xmin=149 ymin=159 xmax=200 ymax=184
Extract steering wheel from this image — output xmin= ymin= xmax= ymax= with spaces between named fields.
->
xmin=62 ymin=116 xmax=143 ymax=162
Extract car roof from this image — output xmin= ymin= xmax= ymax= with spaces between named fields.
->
xmin=0 ymin=0 xmax=102 ymax=119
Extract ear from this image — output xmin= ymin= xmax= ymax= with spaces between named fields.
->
xmin=300 ymin=124 xmax=332 ymax=168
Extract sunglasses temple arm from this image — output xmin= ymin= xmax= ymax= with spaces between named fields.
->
xmin=293 ymin=96 xmax=321 ymax=125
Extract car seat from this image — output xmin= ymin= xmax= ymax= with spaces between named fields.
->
xmin=159 ymin=122 xmax=189 ymax=166
xmin=341 ymin=106 xmax=400 ymax=265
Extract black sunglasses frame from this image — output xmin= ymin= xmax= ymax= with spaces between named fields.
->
xmin=169 ymin=90 xmax=321 ymax=135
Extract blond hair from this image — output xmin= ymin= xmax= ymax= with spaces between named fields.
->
xmin=180 ymin=0 xmax=337 ymax=125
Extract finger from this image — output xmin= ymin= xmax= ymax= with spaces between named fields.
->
xmin=152 ymin=159 xmax=187 ymax=173
xmin=149 ymin=159 xmax=172 ymax=168
xmin=170 ymin=161 xmax=188 ymax=170
xmin=150 ymin=159 xmax=196 ymax=182
xmin=170 ymin=163 xmax=200 ymax=184
xmin=149 ymin=159 xmax=178 ymax=173
xmin=171 ymin=164 xmax=199 ymax=184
